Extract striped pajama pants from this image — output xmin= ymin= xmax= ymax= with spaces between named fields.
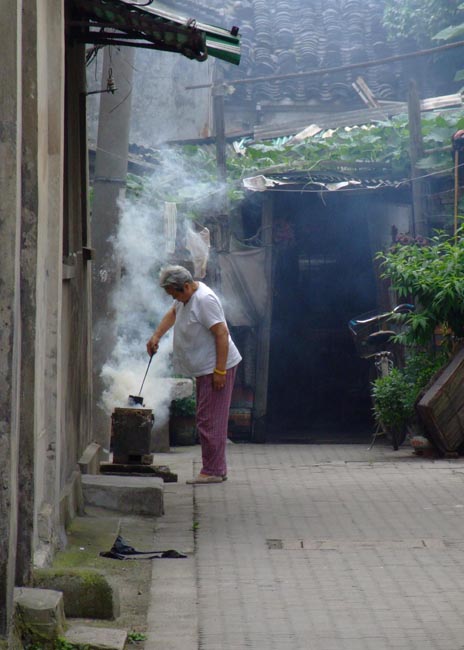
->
xmin=196 ymin=365 xmax=238 ymax=477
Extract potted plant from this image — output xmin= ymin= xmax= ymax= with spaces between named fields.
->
xmin=169 ymin=396 xmax=197 ymax=446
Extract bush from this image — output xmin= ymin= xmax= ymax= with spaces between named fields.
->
xmin=170 ymin=396 xmax=196 ymax=417
xmin=371 ymin=351 xmax=447 ymax=432
xmin=372 ymin=367 xmax=413 ymax=432
xmin=376 ymin=230 xmax=464 ymax=349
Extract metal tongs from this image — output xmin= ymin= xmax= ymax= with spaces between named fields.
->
xmin=128 ymin=354 xmax=154 ymax=406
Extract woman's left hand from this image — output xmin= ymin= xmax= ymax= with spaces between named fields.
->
xmin=212 ymin=371 xmax=227 ymax=391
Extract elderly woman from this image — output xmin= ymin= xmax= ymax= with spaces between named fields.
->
xmin=147 ymin=265 xmax=241 ymax=484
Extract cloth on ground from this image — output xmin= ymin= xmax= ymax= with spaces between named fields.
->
xmin=99 ymin=535 xmax=187 ymax=560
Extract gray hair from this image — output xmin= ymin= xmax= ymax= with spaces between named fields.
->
xmin=159 ymin=265 xmax=193 ymax=290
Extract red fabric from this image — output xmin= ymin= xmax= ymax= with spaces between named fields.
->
xmin=196 ymin=365 xmax=237 ymax=476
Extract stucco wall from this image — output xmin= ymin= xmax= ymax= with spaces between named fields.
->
xmin=86 ymin=48 xmax=215 ymax=147
xmin=0 ymin=1 xmax=94 ymax=638
xmin=0 ymin=0 xmax=22 ymax=636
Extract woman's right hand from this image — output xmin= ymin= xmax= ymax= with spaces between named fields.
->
xmin=146 ymin=335 xmax=160 ymax=357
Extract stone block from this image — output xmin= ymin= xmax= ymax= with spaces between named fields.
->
xmin=169 ymin=378 xmax=194 ymax=400
xmin=33 ymin=568 xmax=120 ymax=620
xmin=64 ymin=624 xmax=127 ymax=650
xmin=78 ymin=442 xmax=102 ymax=474
xmin=81 ymin=474 xmax=164 ymax=516
xmin=13 ymin=587 xmax=65 ymax=645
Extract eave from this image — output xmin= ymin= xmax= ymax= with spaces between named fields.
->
xmin=67 ymin=0 xmax=241 ymax=65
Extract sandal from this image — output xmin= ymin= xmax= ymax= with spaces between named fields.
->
xmin=186 ymin=474 xmax=223 ymax=484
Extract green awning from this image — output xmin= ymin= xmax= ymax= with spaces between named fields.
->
xmin=68 ymin=0 xmax=241 ymax=65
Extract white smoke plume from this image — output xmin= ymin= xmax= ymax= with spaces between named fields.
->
xmin=99 ymin=147 xmax=224 ymax=426
xmin=99 ymin=191 xmax=174 ymax=426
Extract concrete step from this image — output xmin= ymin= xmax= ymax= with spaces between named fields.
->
xmin=14 ymin=587 xmax=66 ymax=644
xmin=81 ymin=474 xmax=164 ymax=516
xmin=34 ymin=567 xmax=119 ymax=619
xmin=64 ymin=624 xmax=127 ymax=650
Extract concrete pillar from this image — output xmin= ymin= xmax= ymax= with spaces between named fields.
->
xmin=15 ymin=0 xmax=40 ymax=589
xmin=92 ymin=46 xmax=135 ymax=452
xmin=252 ymin=194 xmax=273 ymax=443
xmin=34 ymin=0 xmax=65 ymax=564
xmin=0 ymin=0 xmax=22 ymax=637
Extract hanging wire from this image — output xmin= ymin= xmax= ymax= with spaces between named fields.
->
xmin=85 ymin=43 xmax=104 ymax=67
xmin=106 ymin=67 xmax=116 ymax=93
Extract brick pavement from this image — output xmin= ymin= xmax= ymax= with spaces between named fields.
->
xmin=147 ymin=443 xmax=464 ymax=650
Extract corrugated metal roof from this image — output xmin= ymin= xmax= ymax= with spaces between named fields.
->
xmin=243 ymin=169 xmax=409 ymax=193
xmin=253 ymin=93 xmax=464 ymax=141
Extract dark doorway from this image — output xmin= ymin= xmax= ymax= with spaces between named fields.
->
xmin=267 ymin=192 xmax=377 ymax=441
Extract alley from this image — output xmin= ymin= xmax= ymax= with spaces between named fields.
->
xmin=147 ymin=443 xmax=464 ymax=650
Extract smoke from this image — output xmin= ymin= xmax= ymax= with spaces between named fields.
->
xmin=99 ymin=187 xmax=174 ymax=425
xmin=99 ymin=147 xmax=222 ymax=426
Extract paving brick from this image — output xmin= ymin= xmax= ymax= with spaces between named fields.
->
xmin=146 ymin=444 xmax=464 ymax=649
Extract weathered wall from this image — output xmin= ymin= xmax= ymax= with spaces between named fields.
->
xmin=130 ymin=49 xmax=215 ymax=145
xmin=16 ymin=0 xmax=41 ymax=590
xmin=0 ymin=0 xmax=94 ymax=639
xmin=34 ymin=0 xmax=67 ymax=565
xmin=61 ymin=25 xmax=93 ymax=520
xmin=0 ymin=0 xmax=22 ymax=636
xmin=86 ymin=48 xmax=215 ymax=147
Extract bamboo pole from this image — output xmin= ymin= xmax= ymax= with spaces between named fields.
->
xmin=454 ymin=149 xmax=459 ymax=239
xmin=408 ymin=81 xmax=426 ymax=237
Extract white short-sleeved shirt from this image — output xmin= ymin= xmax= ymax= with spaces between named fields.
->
xmin=172 ymin=282 xmax=242 ymax=377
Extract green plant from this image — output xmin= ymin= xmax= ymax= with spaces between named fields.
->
xmin=432 ymin=3 xmax=464 ymax=82
xmin=123 ymin=110 xmax=464 ymax=222
xmin=55 ymin=638 xmax=90 ymax=650
xmin=170 ymin=396 xmax=196 ymax=417
xmin=376 ymin=229 xmax=464 ymax=348
xmin=127 ymin=631 xmax=147 ymax=644
xmin=24 ymin=635 xmax=87 ymax=650
xmin=402 ymin=349 xmax=448 ymax=388
xmin=372 ymin=367 xmax=414 ymax=432
xmin=371 ymin=351 xmax=447 ymax=431
xmin=382 ymin=0 xmax=461 ymax=46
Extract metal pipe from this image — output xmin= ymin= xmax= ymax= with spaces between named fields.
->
xmin=138 ymin=355 xmax=153 ymax=396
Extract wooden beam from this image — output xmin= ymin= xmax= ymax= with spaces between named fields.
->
xmin=213 ymin=82 xmax=227 ymax=183
xmin=252 ymin=194 xmax=273 ymax=442
xmin=408 ymin=80 xmax=427 ymax=236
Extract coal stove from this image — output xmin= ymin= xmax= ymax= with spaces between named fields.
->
xmin=111 ymin=406 xmax=154 ymax=465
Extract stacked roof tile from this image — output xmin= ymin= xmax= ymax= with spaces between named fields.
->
xmin=224 ymin=0 xmax=405 ymax=105
xmin=170 ymin=0 xmax=454 ymax=108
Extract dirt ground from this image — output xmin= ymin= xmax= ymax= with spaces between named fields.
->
xmin=51 ymin=505 xmax=159 ymax=648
